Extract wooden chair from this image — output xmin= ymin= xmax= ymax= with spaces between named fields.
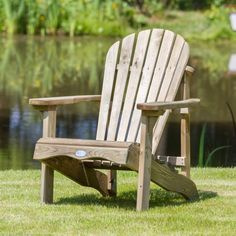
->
xmin=29 ymin=29 xmax=200 ymax=211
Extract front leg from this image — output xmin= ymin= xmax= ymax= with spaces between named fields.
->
xmin=41 ymin=106 xmax=57 ymax=204
xmin=136 ymin=115 xmax=156 ymax=211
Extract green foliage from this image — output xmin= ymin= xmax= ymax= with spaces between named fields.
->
xmin=0 ymin=0 xmax=135 ymax=36
xmin=2 ymin=0 xmax=25 ymax=34
xmin=0 ymin=0 xmax=235 ymax=38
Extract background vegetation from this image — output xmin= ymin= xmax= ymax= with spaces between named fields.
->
xmin=0 ymin=0 xmax=236 ymax=40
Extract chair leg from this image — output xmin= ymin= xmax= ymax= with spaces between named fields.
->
xmin=41 ymin=163 xmax=54 ymax=204
xmin=107 ymin=170 xmax=117 ymax=196
xmin=180 ymin=70 xmax=191 ymax=178
xmin=136 ymin=116 xmax=153 ymax=211
xmin=181 ymin=112 xmax=190 ymax=178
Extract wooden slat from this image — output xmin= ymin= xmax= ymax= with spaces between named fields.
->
xmin=135 ymin=30 xmax=176 ymax=143
xmin=126 ymin=29 xmax=164 ymax=142
xmin=157 ymin=35 xmax=185 ymax=101
xmin=34 ymin=144 xmax=131 ymax=165
xmin=165 ymin=42 xmax=189 ymax=101
xmin=37 ymin=137 xmax=135 ymax=148
xmin=82 ymin=160 xmax=131 ymax=170
xmin=117 ymin=29 xmax=151 ymax=141
xmin=107 ymin=33 xmax=135 ymax=141
xmin=96 ymin=41 xmax=120 ymax=140
xmin=151 ymin=111 xmax=171 ymax=154
xmin=147 ymin=30 xmax=176 ymax=103
xmin=155 ymin=155 xmax=185 ymax=166
xmin=152 ymin=40 xmax=190 ymax=154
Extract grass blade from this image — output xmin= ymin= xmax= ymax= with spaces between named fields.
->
xmin=205 ymin=145 xmax=231 ymax=167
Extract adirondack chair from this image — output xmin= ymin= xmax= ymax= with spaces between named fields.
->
xmin=29 ymin=29 xmax=200 ymax=211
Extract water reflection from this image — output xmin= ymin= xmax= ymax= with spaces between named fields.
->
xmin=0 ymin=36 xmax=112 ymax=169
xmin=0 ymin=36 xmax=235 ymax=169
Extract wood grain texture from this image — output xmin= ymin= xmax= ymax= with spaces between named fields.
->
xmin=181 ymin=70 xmax=191 ymax=177
xmin=135 ymin=30 xmax=177 ymax=143
xmin=152 ymin=36 xmax=190 ymax=155
xmin=104 ymin=34 xmax=135 ymax=194
xmin=181 ymin=113 xmax=190 ymax=177
xmin=117 ymin=29 xmax=151 ymax=141
xmin=34 ymin=138 xmax=140 ymax=166
xmin=34 ymin=144 xmax=130 ymax=164
xmin=43 ymin=156 xmax=110 ymax=196
xmin=150 ymin=160 xmax=198 ymax=200
xmin=127 ymin=29 xmax=164 ymax=142
xmin=137 ymin=98 xmax=200 ymax=111
xmin=155 ymin=155 xmax=185 ymax=166
xmin=41 ymin=163 xmax=54 ymax=204
xmin=107 ymin=33 xmax=135 ymax=141
xmin=136 ymin=116 xmax=155 ymax=211
xmin=37 ymin=137 xmax=134 ymax=148
xmin=29 ymin=95 xmax=101 ymax=106
xmin=41 ymin=109 xmax=56 ymax=204
xmin=96 ymin=41 xmax=120 ymax=140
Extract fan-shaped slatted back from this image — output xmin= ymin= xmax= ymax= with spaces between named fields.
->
xmin=96 ymin=29 xmax=189 ymax=155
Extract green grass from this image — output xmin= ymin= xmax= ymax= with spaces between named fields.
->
xmin=0 ymin=168 xmax=235 ymax=235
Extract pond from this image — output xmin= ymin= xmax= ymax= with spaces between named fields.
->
xmin=0 ymin=35 xmax=235 ymax=169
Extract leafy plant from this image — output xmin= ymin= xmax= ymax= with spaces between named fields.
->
xmin=2 ymin=0 xmax=25 ymax=34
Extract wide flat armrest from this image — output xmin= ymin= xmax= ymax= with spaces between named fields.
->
xmin=29 ymin=95 xmax=101 ymax=106
xmin=137 ymin=98 xmax=200 ymax=111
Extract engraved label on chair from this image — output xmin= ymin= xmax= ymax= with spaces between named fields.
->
xmin=75 ymin=150 xmax=87 ymax=158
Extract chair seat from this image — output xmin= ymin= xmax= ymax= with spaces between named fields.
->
xmin=34 ymin=138 xmax=140 ymax=170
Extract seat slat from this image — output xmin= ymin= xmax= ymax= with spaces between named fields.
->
xmin=117 ymin=30 xmax=151 ymax=141
xmin=107 ymin=34 xmax=135 ymax=141
xmin=126 ymin=29 xmax=164 ymax=142
xmin=37 ymin=137 xmax=135 ymax=148
xmin=96 ymin=41 xmax=120 ymax=140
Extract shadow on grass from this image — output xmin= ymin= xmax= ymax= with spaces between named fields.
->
xmin=197 ymin=190 xmax=218 ymax=201
xmin=55 ymin=189 xmax=217 ymax=210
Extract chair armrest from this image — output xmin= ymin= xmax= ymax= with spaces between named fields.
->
xmin=137 ymin=98 xmax=200 ymax=111
xmin=29 ymin=95 xmax=101 ymax=106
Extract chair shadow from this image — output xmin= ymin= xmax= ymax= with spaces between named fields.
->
xmin=55 ymin=189 xmax=218 ymax=210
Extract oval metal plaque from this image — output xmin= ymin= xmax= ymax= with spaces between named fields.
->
xmin=75 ymin=150 xmax=87 ymax=158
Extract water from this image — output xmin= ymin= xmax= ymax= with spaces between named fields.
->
xmin=0 ymin=36 xmax=235 ymax=169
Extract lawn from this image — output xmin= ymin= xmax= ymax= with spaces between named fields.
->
xmin=0 ymin=168 xmax=235 ymax=235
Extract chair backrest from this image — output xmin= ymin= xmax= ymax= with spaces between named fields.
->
xmin=96 ymin=29 xmax=189 ymax=154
